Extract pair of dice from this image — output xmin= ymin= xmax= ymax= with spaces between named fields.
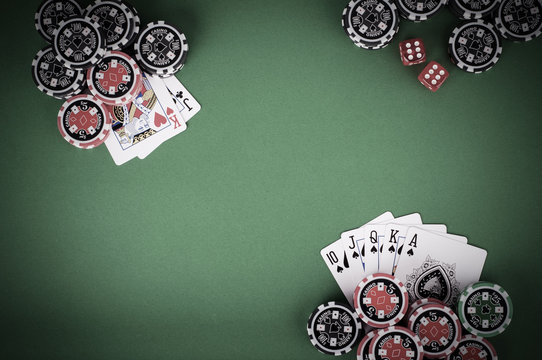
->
xmin=399 ymin=38 xmax=448 ymax=92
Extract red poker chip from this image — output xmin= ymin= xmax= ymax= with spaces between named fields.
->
xmin=357 ymin=329 xmax=378 ymax=360
xmin=369 ymin=326 xmax=424 ymax=360
xmin=405 ymin=297 xmax=446 ymax=321
xmin=57 ymin=94 xmax=111 ymax=149
xmin=445 ymin=335 xmax=498 ymax=360
xmin=87 ymin=51 xmax=142 ymax=105
xmin=354 ymin=273 xmax=409 ymax=328
xmin=407 ymin=304 xmax=461 ymax=359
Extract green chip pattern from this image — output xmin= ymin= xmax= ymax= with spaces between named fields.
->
xmin=457 ymin=281 xmax=513 ymax=337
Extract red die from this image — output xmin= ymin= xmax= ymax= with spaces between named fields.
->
xmin=418 ymin=61 xmax=449 ymax=92
xmin=399 ymin=38 xmax=426 ymax=66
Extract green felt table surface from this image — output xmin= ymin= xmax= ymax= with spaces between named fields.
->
xmin=2 ymin=0 xmax=542 ymax=359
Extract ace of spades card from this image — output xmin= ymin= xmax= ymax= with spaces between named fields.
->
xmin=394 ymin=227 xmax=487 ymax=306
xmin=104 ymin=73 xmax=185 ymax=165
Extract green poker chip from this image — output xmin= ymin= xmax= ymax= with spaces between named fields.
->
xmin=457 ymin=281 xmax=513 ymax=337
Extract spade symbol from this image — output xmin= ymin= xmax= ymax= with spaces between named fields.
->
xmin=352 ymin=251 xmax=359 ymax=259
xmin=388 ymin=245 xmax=395 ymax=253
xmin=397 ymin=245 xmax=403 ymax=255
xmin=329 ymin=321 xmax=341 ymax=333
xmin=370 ymin=246 xmax=377 ymax=254
xmin=342 ymin=251 xmax=350 ymax=269
xmin=337 ymin=265 xmax=344 ymax=273
xmin=379 ymin=244 xmax=383 ymax=253
xmin=407 ymin=248 xmax=414 ymax=257
xmin=361 ymin=245 xmax=365 ymax=257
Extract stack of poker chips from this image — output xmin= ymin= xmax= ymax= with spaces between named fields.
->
xmin=341 ymin=0 xmax=542 ymax=75
xmin=31 ymin=0 xmax=189 ymax=149
xmin=306 ymin=273 xmax=512 ymax=359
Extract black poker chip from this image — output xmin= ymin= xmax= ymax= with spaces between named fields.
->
xmin=448 ymin=20 xmax=503 ymax=73
xmin=341 ymin=0 xmax=400 ymax=50
xmin=306 ymin=301 xmax=363 ymax=355
xmin=494 ymin=0 xmax=542 ymax=42
xmin=133 ymin=21 xmax=189 ymax=77
xmin=53 ymin=16 xmax=108 ymax=70
xmin=31 ymin=45 xmax=86 ymax=99
xmin=448 ymin=0 xmax=501 ymax=20
xmin=396 ymin=0 xmax=447 ymax=22
xmin=85 ymin=0 xmax=141 ymax=51
xmin=35 ymin=0 xmax=83 ymax=43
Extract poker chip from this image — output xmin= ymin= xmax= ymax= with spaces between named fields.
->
xmin=448 ymin=0 xmax=501 ymax=20
xmin=395 ymin=0 xmax=447 ymax=22
xmin=87 ymin=50 xmax=142 ymax=105
xmin=448 ymin=20 xmax=502 ymax=73
xmin=53 ymin=16 xmax=108 ymax=69
xmin=34 ymin=0 xmax=83 ymax=43
xmin=85 ymin=0 xmax=141 ymax=51
xmin=306 ymin=301 xmax=363 ymax=355
xmin=341 ymin=0 xmax=400 ymax=50
xmin=405 ymin=297 xmax=445 ymax=321
xmin=353 ymin=273 xmax=409 ymax=328
xmin=407 ymin=304 xmax=462 ymax=358
xmin=456 ymin=281 xmax=513 ymax=338
xmin=445 ymin=335 xmax=498 ymax=360
xmin=133 ymin=21 xmax=189 ymax=77
xmin=494 ymin=0 xmax=542 ymax=42
xmin=31 ymin=45 xmax=86 ymax=99
xmin=369 ymin=326 xmax=424 ymax=360
xmin=57 ymin=94 xmax=111 ymax=149
xmin=356 ymin=329 xmax=378 ymax=360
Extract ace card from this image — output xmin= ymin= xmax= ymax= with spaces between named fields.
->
xmin=394 ymin=227 xmax=487 ymax=306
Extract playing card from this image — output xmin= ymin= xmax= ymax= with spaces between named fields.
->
xmin=162 ymin=75 xmax=201 ymax=122
xmin=380 ymin=223 xmax=447 ymax=275
xmin=338 ymin=212 xmax=395 ymax=288
xmin=320 ymin=238 xmax=357 ymax=306
xmin=135 ymin=76 xmax=189 ymax=159
xmin=321 ymin=211 xmax=393 ymax=306
xmin=394 ymin=227 xmax=487 ymax=306
xmin=392 ymin=227 xmax=468 ymax=276
xmin=104 ymin=73 xmax=184 ymax=165
xmin=362 ymin=213 xmax=423 ymax=276
xmin=137 ymin=76 xmax=200 ymax=159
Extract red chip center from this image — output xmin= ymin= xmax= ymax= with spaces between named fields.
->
xmin=99 ymin=61 xmax=128 ymax=93
xmin=417 ymin=315 xmax=449 ymax=345
xmin=69 ymin=104 xmax=98 ymax=133
xmin=367 ymin=283 xmax=398 ymax=315
xmin=458 ymin=344 xmax=484 ymax=360
xmin=379 ymin=336 xmax=414 ymax=359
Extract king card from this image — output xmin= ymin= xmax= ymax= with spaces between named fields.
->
xmin=104 ymin=73 xmax=185 ymax=165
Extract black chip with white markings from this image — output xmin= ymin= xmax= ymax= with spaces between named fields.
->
xmin=448 ymin=20 xmax=502 ymax=73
